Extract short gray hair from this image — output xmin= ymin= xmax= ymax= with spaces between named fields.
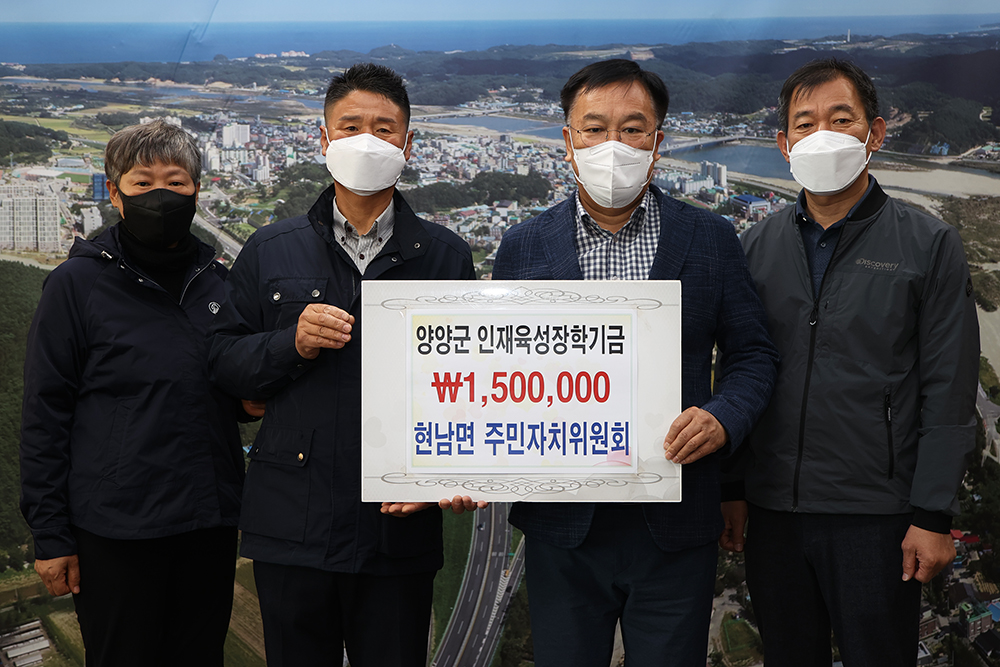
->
xmin=104 ymin=119 xmax=201 ymax=185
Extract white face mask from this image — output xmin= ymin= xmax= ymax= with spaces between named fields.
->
xmin=324 ymin=132 xmax=407 ymax=197
xmin=569 ymin=138 xmax=656 ymax=210
xmin=787 ymin=128 xmax=872 ymax=196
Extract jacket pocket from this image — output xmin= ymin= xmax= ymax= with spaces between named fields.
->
xmin=265 ymin=277 xmax=329 ymax=329
xmin=102 ymin=402 xmax=133 ymax=487
xmin=883 ymin=386 xmax=895 ymax=480
xmin=239 ymin=425 xmax=313 ymax=543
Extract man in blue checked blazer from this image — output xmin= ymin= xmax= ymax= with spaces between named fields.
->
xmin=491 ymin=59 xmax=778 ymax=667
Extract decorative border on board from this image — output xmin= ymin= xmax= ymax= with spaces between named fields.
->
xmin=376 ymin=472 xmax=665 ymax=497
xmin=380 ymin=286 xmax=664 ymax=310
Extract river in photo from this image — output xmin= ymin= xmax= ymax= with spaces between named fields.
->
xmin=668 ymin=142 xmax=793 ymax=180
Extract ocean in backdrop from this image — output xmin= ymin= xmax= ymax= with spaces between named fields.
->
xmin=2 ymin=16 xmax=1000 ymax=64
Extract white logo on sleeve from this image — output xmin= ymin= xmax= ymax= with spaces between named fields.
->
xmin=209 ymin=302 xmax=221 ymax=314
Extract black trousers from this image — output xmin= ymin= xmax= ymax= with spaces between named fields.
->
xmin=524 ymin=505 xmax=717 ymax=667
xmin=71 ymin=525 xmax=237 ymax=667
xmin=253 ymin=560 xmax=435 ymax=667
xmin=745 ymin=505 xmax=921 ymax=667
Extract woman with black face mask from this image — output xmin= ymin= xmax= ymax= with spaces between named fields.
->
xmin=114 ymin=177 xmax=200 ymax=302
xmin=20 ymin=120 xmax=246 ymax=667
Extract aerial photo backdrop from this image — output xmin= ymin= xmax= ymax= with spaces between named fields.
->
xmin=1 ymin=2 xmax=1000 ymax=666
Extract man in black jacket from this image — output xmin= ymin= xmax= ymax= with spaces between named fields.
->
xmin=209 ymin=63 xmax=483 ymax=667
xmin=21 ymin=120 xmax=245 ymax=666
xmin=720 ymin=59 xmax=979 ymax=666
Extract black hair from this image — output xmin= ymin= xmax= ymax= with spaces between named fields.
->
xmin=324 ymin=62 xmax=410 ymax=125
xmin=778 ymin=58 xmax=879 ymax=134
xmin=560 ymin=59 xmax=669 ymax=126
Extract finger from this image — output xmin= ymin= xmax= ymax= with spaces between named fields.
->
xmin=320 ymin=305 xmax=355 ymax=324
xmin=303 ymin=305 xmax=354 ymax=329
xmin=731 ymin=524 xmax=745 ymax=552
xmin=477 ymin=500 xmax=489 ymax=509
xmin=385 ymin=502 xmax=417 ymax=516
xmin=448 ymin=496 xmax=467 ymax=515
xmin=438 ymin=498 xmax=453 ymax=510
xmin=67 ymin=557 xmax=81 ymax=594
xmin=444 ymin=496 xmax=465 ymax=514
xmin=300 ymin=321 xmax=352 ymax=344
xmin=915 ymin=554 xmax=944 ymax=583
xmin=461 ymin=496 xmax=477 ymax=512
xmin=719 ymin=530 xmax=735 ymax=551
xmin=315 ymin=313 xmax=353 ymax=334
xmin=663 ymin=409 xmax=695 ymax=448
xmin=295 ymin=330 xmax=346 ymax=358
xmin=383 ymin=503 xmax=409 ymax=517
xmin=718 ymin=519 xmax=732 ymax=550
xmin=298 ymin=331 xmax=349 ymax=350
xmin=677 ymin=439 xmax=718 ymax=464
xmin=901 ymin=545 xmax=917 ymax=581
xmin=665 ymin=410 xmax=712 ymax=459
xmin=298 ymin=309 xmax=352 ymax=341
xmin=670 ymin=425 xmax=709 ymax=463
xmin=663 ymin=427 xmax=691 ymax=460
xmin=49 ymin=578 xmax=68 ymax=597
xmin=48 ymin=565 xmax=69 ymax=597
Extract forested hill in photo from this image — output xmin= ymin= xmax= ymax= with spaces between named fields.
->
xmin=5 ymin=28 xmax=999 ymax=153
xmin=0 ymin=262 xmax=44 ymax=563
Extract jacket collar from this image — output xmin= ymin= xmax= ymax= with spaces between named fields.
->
xmin=847 ymin=177 xmax=889 ymax=221
xmin=533 ymin=196 xmax=584 ymax=280
xmin=829 ymin=177 xmax=890 ymax=256
xmin=647 ymin=184 xmax=695 ymax=281
xmin=70 ymin=224 xmax=217 ymax=268
xmin=782 ymin=177 xmax=890 ymax=269
xmin=534 ymin=184 xmax=693 ymax=281
xmin=307 ymin=184 xmax=431 ymax=263
xmin=794 ymin=175 xmax=885 ymax=225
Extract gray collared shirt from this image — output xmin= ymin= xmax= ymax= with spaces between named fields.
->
xmin=332 ymin=197 xmax=395 ymax=275
xmin=573 ymin=189 xmax=660 ymax=281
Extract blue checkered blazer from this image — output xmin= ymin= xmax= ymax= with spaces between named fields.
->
xmin=492 ymin=185 xmax=779 ymax=551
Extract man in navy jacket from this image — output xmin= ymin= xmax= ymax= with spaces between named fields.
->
xmin=491 ymin=59 xmax=778 ymax=666
xmin=208 ymin=64 xmax=482 ymax=667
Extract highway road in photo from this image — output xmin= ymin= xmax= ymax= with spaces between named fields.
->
xmin=432 ymin=502 xmax=526 ymax=667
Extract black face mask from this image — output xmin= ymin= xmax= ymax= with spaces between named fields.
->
xmin=117 ymin=188 xmax=196 ymax=247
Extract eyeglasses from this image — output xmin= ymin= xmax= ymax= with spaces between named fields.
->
xmin=567 ymin=125 xmax=657 ymax=149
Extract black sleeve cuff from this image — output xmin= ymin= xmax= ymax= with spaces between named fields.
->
xmin=720 ymin=480 xmax=745 ymax=503
xmin=912 ymin=508 xmax=953 ymax=534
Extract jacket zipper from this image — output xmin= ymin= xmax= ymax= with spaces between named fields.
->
xmin=121 ymin=256 xmax=213 ymax=305
xmin=792 ymin=224 xmax=848 ymax=510
xmin=178 ymin=257 xmax=214 ymax=305
xmin=793 ymin=300 xmax=820 ymax=510
xmin=884 ymin=386 xmax=895 ymax=480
